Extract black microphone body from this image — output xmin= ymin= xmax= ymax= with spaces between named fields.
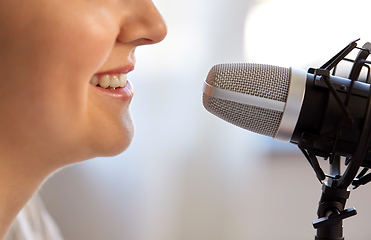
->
xmin=291 ymin=72 xmax=371 ymax=167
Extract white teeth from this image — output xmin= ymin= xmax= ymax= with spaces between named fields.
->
xmin=99 ymin=74 xmax=110 ymax=88
xmin=90 ymin=75 xmax=99 ymax=86
xmin=119 ymin=74 xmax=127 ymax=87
xmin=91 ymin=74 xmax=128 ymax=89
xmin=110 ymin=76 xmax=120 ymax=88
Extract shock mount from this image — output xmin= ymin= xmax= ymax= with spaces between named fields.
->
xmin=298 ymin=39 xmax=371 ymax=240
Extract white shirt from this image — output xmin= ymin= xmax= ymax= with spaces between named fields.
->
xmin=4 ymin=194 xmax=64 ymax=240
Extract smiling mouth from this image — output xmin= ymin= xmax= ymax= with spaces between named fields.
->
xmin=90 ymin=73 xmax=128 ymax=90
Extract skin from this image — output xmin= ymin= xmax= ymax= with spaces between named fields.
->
xmin=0 ymin=0 xmax=167 ymax=238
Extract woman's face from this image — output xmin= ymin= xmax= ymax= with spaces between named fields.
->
xmin=0 ymin=0 xmax=167 ymax=163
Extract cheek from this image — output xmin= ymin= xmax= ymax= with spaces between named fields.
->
xmin=2 ymin=2 xmax=118 ymax=79
xmin=1 ymin=4 xmax=119 ymax=109
xmin=31 ymin=15 xmax=118 ymax=131
xmin=46 ymin=14 xmax=117 ymax=82
xmin=0 ymin=5 xmax=121 ymax=157
xmin=41 ymin=17 xmax=122 ymax=150
xmin=36 ymin=8 xmax=119 ymax=107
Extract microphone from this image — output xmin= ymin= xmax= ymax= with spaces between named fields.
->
xmin=203 ymin=41 xmax=371 ymax=240
xmin=202 ymin=62 xmax=371 ymax=168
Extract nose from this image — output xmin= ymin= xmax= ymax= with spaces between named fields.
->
xmin=116 ymin=0 xmax=167 ymax=46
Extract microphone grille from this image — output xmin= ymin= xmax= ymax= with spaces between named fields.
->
xmin=203 ymin=63 xmax=291 ymax=137
xmin=205 ymin=63 xmax=290 ymax=101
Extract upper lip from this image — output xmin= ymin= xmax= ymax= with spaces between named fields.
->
xmin=94 ymin=65 xmax=135 ymax=76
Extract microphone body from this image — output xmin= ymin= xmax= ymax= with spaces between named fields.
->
xmin=202 ymin=63 xmax=371 ymax=167
xmin=291 ymin=71 xmax=369 ymax=164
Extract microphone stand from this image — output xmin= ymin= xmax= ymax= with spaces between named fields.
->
xmin=298 ymin=39 xmax=371 ymax=240
xmin=312 ymin=157 xmax=356 ymax=240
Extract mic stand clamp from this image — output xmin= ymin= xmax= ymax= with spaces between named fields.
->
xmin=313 ymin=179 xmax=357 ymax=240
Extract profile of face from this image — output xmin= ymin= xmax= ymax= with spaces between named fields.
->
xmin=0 ymin=0 xmax=167 ymax=166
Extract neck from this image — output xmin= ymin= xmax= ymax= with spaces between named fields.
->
xmin=0 ymin=151 xmax=60 ymax=239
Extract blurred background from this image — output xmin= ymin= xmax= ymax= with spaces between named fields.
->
xmin=39 ymin=0 xmax=371 ymax=239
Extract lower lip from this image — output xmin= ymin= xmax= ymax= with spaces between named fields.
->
xmin=92 ymin=80 xmax=134 ymax=101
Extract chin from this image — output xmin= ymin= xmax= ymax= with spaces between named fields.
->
xmin=86 ymin=113 xmax=135 ymax=159
xmin=94 ymin=131 xmax=134 ymax=158
xmin=104 ymin=131 xmax=134 ymax=157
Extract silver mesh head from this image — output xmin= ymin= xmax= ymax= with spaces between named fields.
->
xmin=203 ymin=63 xmax=291 ymax=137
